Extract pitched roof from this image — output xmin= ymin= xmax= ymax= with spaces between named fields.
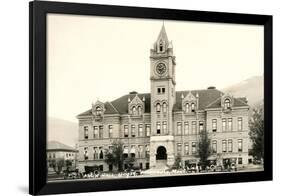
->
xmin=77 ymin=89 xmax=248 ymax=117
xmin=173 ymin=89 xmax=223 ymax=111
xmin=111 ymin=93 xmax=151 ymax=114
xmin=156 ymin=24 xmax=169 ymax=44
xmin=47 ymin=141 xmax=77 ymax=152
xmin=77 ymin=102 xmax=119 ymax=117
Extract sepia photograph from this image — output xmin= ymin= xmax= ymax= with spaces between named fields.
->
xmin=46 ymin=13 xmax=264 ymax=182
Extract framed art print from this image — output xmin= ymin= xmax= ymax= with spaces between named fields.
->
xmin=29 ymin=1 xmax=273 ymax=195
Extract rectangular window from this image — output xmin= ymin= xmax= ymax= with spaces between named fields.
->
xmin=163 ymin=121 xmax=167 ymax=134
xmin=238 ymin=117 xmax=243 ymax=131
xmin=226 ymin=140 xmax=232 ymax=153
xmin=145 ymin=145 xmax=150 ymax=158
xmin=177 ymin=122 xmax=182 ymax=135
xmin=199 ymin=121 xmax=204 ymax=133
xmin=192 ymin=121 xmax=196 ymax=134
xmin=131 ymin=125 xmax=136 ymax=137
xmin=108 ymin=125 xmax=113 ymax=138
xmin=177 ymin=143 xmax=182 ymax=155
xmin=212 ymin=140 xmax=217 ymax=153
xmin=93 ymin=126 xmax=98 ymax=139
xmin=99 ymin=147 xmax=103 ymax=159
xmin=157 ymin=87 xmax=165 ymax=94
xmin=222 ymin=140 xmax=227 ymax=152
xmin=99 ymin=126 xmax=103 ymax=138
xmin=84 ymin=126 xmax=89 ymax=139
xmin=145 ymin=124 xmax=150 ymax=136
xmin=238 ymin=139 xmax=243 ymax=152
xmin=93 ymin=147 xmax=98 ymax=159
xmin=123 ymin=146 xmax=128 ymax=158
xmin=192 ymin=142 xmax=197 ymax=155
xmin=157 ymin=88 xmax=161 ymax=94
xmin=124 ymin=125 xmax=128 ymax=137
xmin=84 ymin=147 xmax=88 ymax=160
xmin=238 ymin=158 xmax=243 ymax=164
xmin=184 ymin=122 xmax=189 ymax=135
xmin=222 ymin=119 xmax=226 ymax=132
xmin=156 ymin=122 xmax=161 ymax=134
xmin=130 ymin=145 xmax=136 ymax=158
xmin=212 ymin=119 xmax=217 ymax=132
xmin=228 ymin=118 xmax=232 ymax=131
xmin=138 ymin=145 xmax=143 ymax=158
xmin=138 ymin=124 xmax=143 ymax=137
xmin=184 ymin=143 xmax=189 ymax=155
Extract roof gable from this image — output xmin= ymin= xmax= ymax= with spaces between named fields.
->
xmin=77 ymin=89 xmax=248 ymax=117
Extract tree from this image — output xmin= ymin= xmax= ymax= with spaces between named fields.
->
xmin=124 ymin=156 xmax=136 ymax=169
xmin=50 ymin=158 xmax=65 ymax=175
xmin=173 ymin=154 xmax=182 ymax=169
xmin=197 ymin=130 xmax=211 ymax=170
xmin=105 ymin=140 xmax=124 ymax=171
xmin=249 ymin=107 xmax=264 ymax=162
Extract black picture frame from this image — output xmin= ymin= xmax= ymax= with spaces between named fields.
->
xmin=29 ymin=1 xmax=272 ymax=195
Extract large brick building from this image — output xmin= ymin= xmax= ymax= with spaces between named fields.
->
xmin=77 ymin=25 xmax=250 ymax=172
xmin=47 ymin=141 xmax=78 ymax=171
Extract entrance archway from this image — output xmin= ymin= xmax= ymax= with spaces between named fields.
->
xmin=156 ymin=146 xmax=167 ymax=160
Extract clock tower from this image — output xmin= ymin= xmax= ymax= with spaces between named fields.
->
xmin=149 ymin=24 xmax=176 ymax=168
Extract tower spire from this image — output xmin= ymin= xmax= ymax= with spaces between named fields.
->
xmin=153 ymin=23 xmax=170 ymax=53
xmin=156 ymin=23 xmax=169 ymax=44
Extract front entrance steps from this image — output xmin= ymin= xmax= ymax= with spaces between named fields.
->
xmin=156 ymin=160 xmax=168 ymax=169
xmin=142 ymin=160 xmax=169 ymax=175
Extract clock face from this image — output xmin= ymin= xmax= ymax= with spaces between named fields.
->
xmin=156 ymin=63 xmax=167 ymax=75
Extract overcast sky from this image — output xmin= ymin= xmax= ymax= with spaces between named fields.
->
xmin=47 ymin=14 xmax=264 ymax=123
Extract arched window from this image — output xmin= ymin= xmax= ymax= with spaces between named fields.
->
xmin=156 ymin=103 xmax=161 ymax=113
xmin=96 ymin=106 xmax=102 ymax=115
xmin=163 ymin=103 xmax=167 ymax=113
xmin=132 ymin=106 xmax=136 ymax=115
xmin=191 ymin=103 xmax=195 ymax=112
xmin=138 ymin=106 xmax=142 ymax=115
xmin=224 ymin=99 xmax=231 ymax=109
xmin=185 ymin=103 xmax=189 ymax=113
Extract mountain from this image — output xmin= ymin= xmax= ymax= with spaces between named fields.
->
xmin=47 ymin=117 xmax=78 ymax=148
xmin=222 ymin=75 xmax=263 ymax=108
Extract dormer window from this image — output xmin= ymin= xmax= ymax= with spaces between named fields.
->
xmin=185 ymin=103 xmax=189 ymax=113
xmin=191 ymin=103 xmax=195 ymax=112
xmin=96 ymin=106 xmax=102 ymax=115
xmin=132 ymin=106 xmax=137 ymax=115
xmin=224 ymin=99 xmax=231 ymax=109
xmin=163 ymin=103 xmax=167 ymax=113
xmin=138 ymin=106 xmax=142 ymax=115
xmin=156 ymin=103 xmax=161 ymax=113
